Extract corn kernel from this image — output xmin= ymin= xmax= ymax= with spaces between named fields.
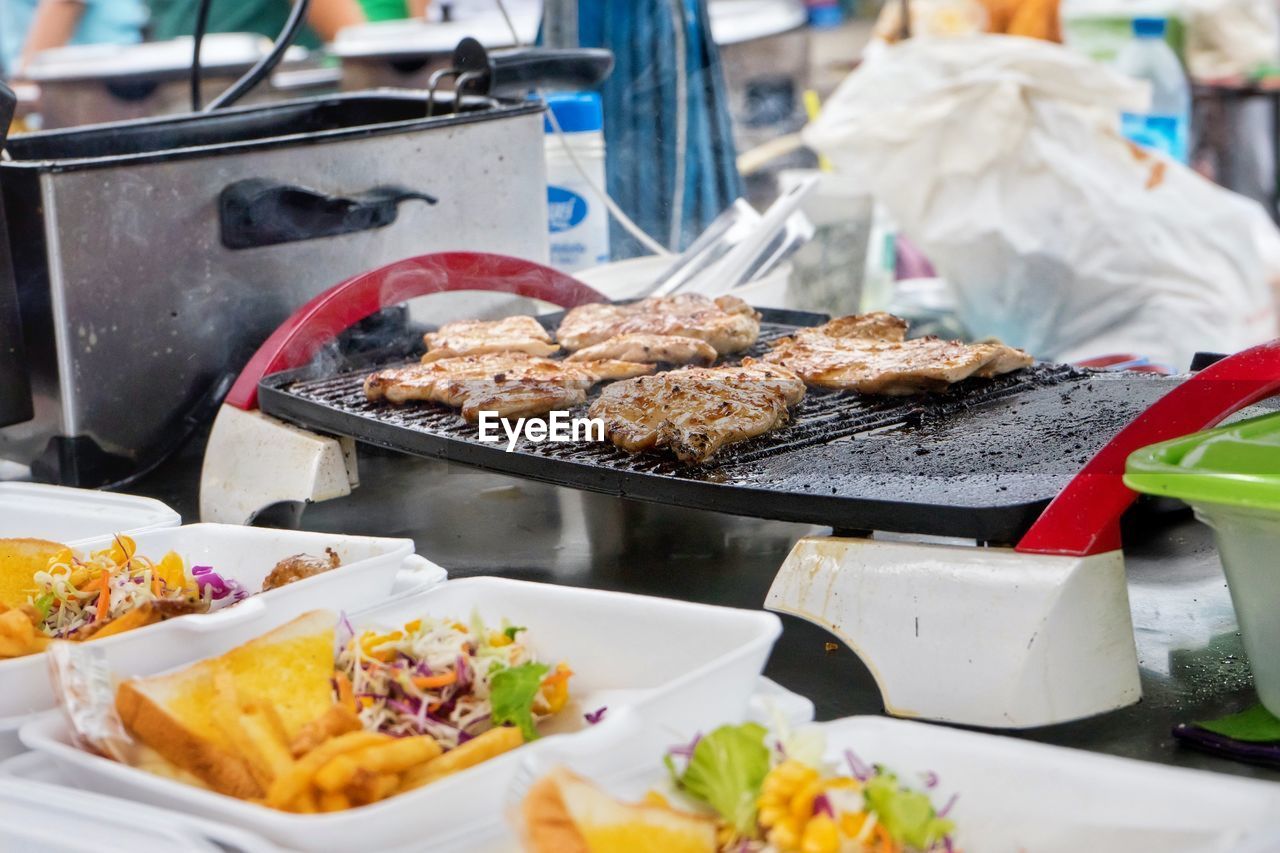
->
xmin=768 ymin=819 xmax=800 ymax=851
xmin=800 ymin=815 xmax=840 ymax=853
xmin=790 ymin=777 xmax=827 ymax=822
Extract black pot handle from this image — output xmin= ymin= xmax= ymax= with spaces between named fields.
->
xmin=219 ymin=178 xmax=437 ymax=250
xmin=451 ymin=38 xmax=614 ymax=97
xmin=0 ymin=80 xmax=34 ymax=428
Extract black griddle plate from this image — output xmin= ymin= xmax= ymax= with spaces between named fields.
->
xmin=259 ymin=314 xmax=1180 ymax=544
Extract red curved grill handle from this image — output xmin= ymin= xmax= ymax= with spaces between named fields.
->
xmin=225 ymin=252 xmax=607 ymax=411
xmin=1016 ymin=340 xmax=1280 ymax=557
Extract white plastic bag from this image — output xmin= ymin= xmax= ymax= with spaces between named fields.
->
xmin=804 ymin=35 xmax=1278 ymax=368
xmin=1184 ymin=0 xmax=1280 ymax=80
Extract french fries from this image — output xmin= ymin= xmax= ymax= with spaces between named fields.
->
xmin=314 ymin=735 xmax=443 ymax=793
xmin=400 ymin=726 xmax=525 ymax=792
xmin=0 ymin=606 xmax=47 ymax=658
xmin=289 ymin=703 xmax=362 ymax=757
xmin=266 ymin=730 xmax=388 ymax=810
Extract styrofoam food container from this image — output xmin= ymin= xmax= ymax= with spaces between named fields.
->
xmin=466 ymin=715 xmax=1280 ymax=853
xmin=21 ymin=576 xmax=781 ymax=851
xmin=0 ymin=675 xmax=808 ymax=853
xmin=0 ymin=523 xmax=414 ymax=721
xmin=0 ymin=483 xmax=180 ymax=545
xmin=0 ymin=752 xmax=283 ymax=853
xmin=576 ymin=255 xmax=793 ymax=307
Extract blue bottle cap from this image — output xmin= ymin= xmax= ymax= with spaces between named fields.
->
xmin=540 ymin=92 xmax=603 ymax=134
xmin=1132 ymin=16 xmax=1167 ymax=37
xmin=808 ymin=4 xmax=845 ymax=28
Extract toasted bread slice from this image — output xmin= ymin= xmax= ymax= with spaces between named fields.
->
xmin=0 ymin=538 xmax=65 ymax=609
xmin=523 ymin=768 xmax=717 ymax=853
xmin=116 ymin=610 xmax=337 ymax=798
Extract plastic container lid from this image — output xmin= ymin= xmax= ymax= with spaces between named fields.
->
xmin=1124 ymin=411 xmax=1280 ymax=511
xmin=1132 ymin=16 xmax=1167 ymax=37
xmin=541 ymin=92 xmax=603 ymax=134
xmin=0 ymin=483 xmax=180 ymax=545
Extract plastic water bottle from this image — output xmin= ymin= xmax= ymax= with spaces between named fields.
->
xmin=542 ymin=92 xmax=610 ymax=273
xmin=1113 ymin=17 xmax=1191 ymax=163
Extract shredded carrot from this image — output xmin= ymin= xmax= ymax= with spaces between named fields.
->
xmin=151 ymin=574 xmax=161 ymax=596
xmin=334 ymin=672 xmax=355 ymax=710
xmin=427 ymin=701 xmax=443 ymax=714
xmin=874 ymin=824 xmax=896 ymax=853
xmin=94 ymin=571 xmax=112 ymax=622
xmin=412 ymin=671 xmax=458 ymax=690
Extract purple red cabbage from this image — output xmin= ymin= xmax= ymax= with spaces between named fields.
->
xmin=922 ymin=770 xmax=939 ymax=789
xmin=812 ymin=793 xmax=834 ymax=818
xmin=584 ymin=706 xmax=607 ymax=725
xmin=337 ymin=611 xmax=355 ymax=646
xmin=386 ymin=697 xmax=420 ymax=716
xmin=844 ymin=748 xmax=873 ymax=781
xmin=666 ymin=732 xmax=702 ymax=760
xmin=938 ymin=792 xmax=958 ymax=818
xmin=191 ymin=566 xmax=249 ymax=603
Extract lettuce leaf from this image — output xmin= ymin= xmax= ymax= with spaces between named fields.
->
xmin=863 ymin=771 xmax=954 ymax=849
xmin=666 ymin=723 xmax=770 ymax=837
xmin=1195 ymin=704 xmax=1280 ymax=743
xmin=489 ymin=662 xmax=549 ymax=741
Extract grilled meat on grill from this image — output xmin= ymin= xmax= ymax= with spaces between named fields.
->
xmin=564 ymin=333 xmax=718 ymax=367
xmin=588 ymin=360 xmax=805 ymax=464
xmin=422 ymin=316 xmax=559 ymax=361
xmin=764 ymin=314 xmax=1033 ymax=395
xmin=791 ymin=312 xmax=908 ymax=344
xmin=557 ymin=294 xmax=761 ymax=355
xmin=365 ymin=352 xmax=653 ymax=420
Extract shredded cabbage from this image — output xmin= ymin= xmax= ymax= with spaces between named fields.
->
xmin=29 ymin=538 xmax=207 ymax=638
xmin=335 ymin=613 xmax=568 ymax=750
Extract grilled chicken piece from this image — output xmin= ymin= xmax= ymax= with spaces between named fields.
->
xmin=764 ymin=315 xmax=1033 ymax=395
xmin=365 ymin=353 xmax=653 ymax=420
xmin=792 ymin=312 xmax=908 ymax=343
xmin=422 ymin=316 xmax=559 ymax=362
xmin=588 ymin=359 xmax=805 ymax=464
xmin=261 ymin=549 xmax=342 ymax=591
xmin=564 ymin=333 xmax=718 ymax=367
xmin=557 ymin=294 xmax=761 ymax=355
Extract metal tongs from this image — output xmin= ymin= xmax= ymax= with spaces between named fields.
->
xmin=649 ymin=175 xmax=819 ymax=297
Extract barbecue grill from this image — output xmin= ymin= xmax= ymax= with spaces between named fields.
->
xmin=200 ymin=252 xmax=1280 ymax=728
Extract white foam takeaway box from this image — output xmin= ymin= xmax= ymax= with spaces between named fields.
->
xmin=464 ymin=714 xmax=1280 ymax=853
xmin=0 ymin=524 xmax=416 ymax=760
xmin=0 ymin=483 xmax=180 ymax=544
xmin=20 ymin=577 xmax=781 ymax=851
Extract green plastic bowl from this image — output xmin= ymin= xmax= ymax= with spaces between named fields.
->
xmin=1126 ymin=411 xmax=1280 ymax=715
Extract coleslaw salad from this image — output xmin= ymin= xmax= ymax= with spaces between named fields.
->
xmin=337 ymin=613 xmax=572 ymax=751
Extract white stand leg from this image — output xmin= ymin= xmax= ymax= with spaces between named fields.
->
xmin=765 ymin=535 xmax=1142 ymax=728
xmin=199 ymin=406 xmax=358 ymax=525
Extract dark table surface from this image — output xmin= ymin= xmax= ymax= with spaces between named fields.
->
xmin=135 ymin=433 xmax=1276 ymax=782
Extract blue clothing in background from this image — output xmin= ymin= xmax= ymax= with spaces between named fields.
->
xmin=575 ymin=1 xmax=743 ymax=257
xmin=1 ymin=0 xmax=147 ymax=74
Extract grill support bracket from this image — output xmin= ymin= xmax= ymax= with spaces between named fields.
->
xmin=766 ymin=535 xmax=1142 ymax=728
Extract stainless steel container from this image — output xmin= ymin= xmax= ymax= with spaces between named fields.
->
xmin=0 ymin=91 xmax=548 ymax=484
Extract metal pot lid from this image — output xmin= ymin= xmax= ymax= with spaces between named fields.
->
xmin=330 ymin=4 xmax=539 ymax=60
xmin=24 ymin=33 xmax=308 ymax=84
